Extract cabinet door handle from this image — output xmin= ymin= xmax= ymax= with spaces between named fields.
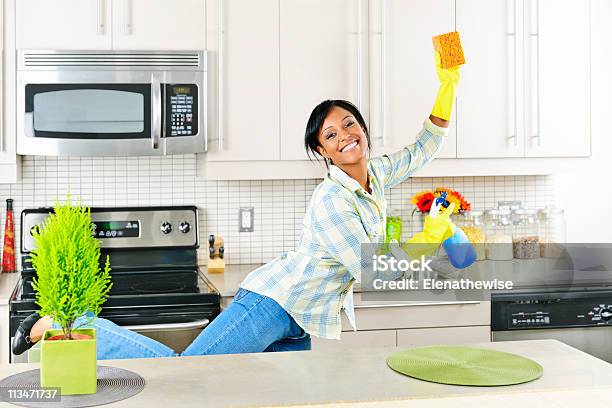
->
xmin=370 ymin=0 xmax=386 ymax=148
xmin=216 ymin=0 xmax=225 ymax=153
xmin=507 ymin=0 xmax=518 ymax=147
xmin=354 ymin=301 xmax=481 ymax=309
xmin=124 ymin=0 xmax=133 ymax=35
xmin=96 ymin=0 xmax=105 ymax=35
xmin=529 ymin=0 xmax=541 ymax=146
xmin=378 ymin=0 xmax=386 ymax=147
xmin=356 ymin=0 xmax=364 ymax=113
xmin=124 ymin=318 xmax=210 ymax=332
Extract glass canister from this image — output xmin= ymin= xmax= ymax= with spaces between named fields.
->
xmin=460 ymin=210 xmax=486 ymax=261
xmin=511 ymin=208 xmax=540 ymax=259
xmin=537 ymin=207 xmax=566 ymax=258
xmin=484 ymin=209 xmax=513 ymax=260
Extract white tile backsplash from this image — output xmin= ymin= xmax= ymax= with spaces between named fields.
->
xmin=0 ymin=155 xmax=555 ymax=268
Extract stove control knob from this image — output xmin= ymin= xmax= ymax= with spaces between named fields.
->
xmin=160 ymin=222 xmax=172 ymax=235
xmin=179 ymin=221 xmax=191 ymax=234
xmin=601 ymin=309 xmax=612 ymax=321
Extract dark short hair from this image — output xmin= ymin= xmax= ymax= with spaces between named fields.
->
xmin=304 ymin=100 xmax=370 ymax=168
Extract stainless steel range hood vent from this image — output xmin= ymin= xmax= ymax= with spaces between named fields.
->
xmin=19 ymin=50 xmax=204 ymax=70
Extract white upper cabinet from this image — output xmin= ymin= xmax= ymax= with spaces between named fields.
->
xmin=279 ymin=0 xmax=361 ymax=161
xmin=456 ymin=0 xmax=525 ymax=158
xmin=373 ymin=0 xmax=457 ymax=158
xmin=2 ymin=0 xmax=20 ymax=182
xmin=205 ymin=0 xmax=279 ymax=162
xmin=112 ymin=0 xmax=206 ymax=50
xmin=16 ymin=0 xmax=206 ymax=50
xmin=525 ymin=0 xmax=590 ymax=157
xmin=17 ymin=0 xmax=112 ymax=49
xmin=457 ymin=0 xmax=590 ymax=159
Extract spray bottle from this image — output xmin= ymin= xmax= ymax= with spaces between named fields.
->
xmin=431 ymin=192 xmax=476 ymax=269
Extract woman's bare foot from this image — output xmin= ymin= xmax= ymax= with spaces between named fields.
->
xmin=29 ymin=316 xmax=53 ymax=343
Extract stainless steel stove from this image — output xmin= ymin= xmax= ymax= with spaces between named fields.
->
xmin=10 ymin=206 xmax=220 ymax=362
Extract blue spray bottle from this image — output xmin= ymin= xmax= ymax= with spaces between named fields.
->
xmin=430 ymin=192 xmax=477 ymax=269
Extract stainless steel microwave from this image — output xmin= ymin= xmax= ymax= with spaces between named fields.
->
xmin=17 ymin=50 xmax=207 ymax=156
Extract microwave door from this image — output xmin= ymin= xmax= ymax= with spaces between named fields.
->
xmin=18 ymin=82 xmax=162 ymax=157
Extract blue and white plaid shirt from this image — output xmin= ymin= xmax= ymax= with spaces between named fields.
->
xmin=240 ymin=118 xmax=447 ymax=339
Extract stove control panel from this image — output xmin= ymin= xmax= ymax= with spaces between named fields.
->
xmin=22 ymin=206 xmax=199 ymax=251
xmin=160 ymin=221 xmax=173 ymax=235
xmin=492 ymin=295 xmax=612 ymax=331
xmin=179 ymin=221 xmax=191 ymax=234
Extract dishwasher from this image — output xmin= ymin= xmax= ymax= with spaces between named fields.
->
xmin=491 ymin=287 xmax=612 ymax=363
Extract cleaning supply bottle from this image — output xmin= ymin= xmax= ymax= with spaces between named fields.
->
xmin=429 ymin=192 xmax=447 ymax=219
xmin=431 ymin=193 xmax=476 ymax=269
xmin=443 ymin=227 xmax=477 ymax=269
xmin=2 ymin=199 xmax=16 ymax=273
xmin=385 ymin=206 xmax=402 ymax=244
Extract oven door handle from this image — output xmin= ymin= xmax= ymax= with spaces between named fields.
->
xmin=124 ymin=318 xmax=209 ymax=333
xmin=151 ymin=74 xmax=162 ymax=149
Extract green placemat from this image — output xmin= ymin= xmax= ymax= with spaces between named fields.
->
xmin=387 ymin=345 xmax=543 ymax=386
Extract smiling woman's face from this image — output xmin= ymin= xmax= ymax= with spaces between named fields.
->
xmin=316 ymin=106 xmax=368 ymax=167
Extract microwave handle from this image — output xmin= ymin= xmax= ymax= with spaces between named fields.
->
xmin=24 ymin=112 xmax=35 ymax=138
xmin=151 ymin=74 xmax=162 ymax=149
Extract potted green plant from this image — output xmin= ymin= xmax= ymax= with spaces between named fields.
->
xmin=30 ymin=196 xmax=112 ymax=395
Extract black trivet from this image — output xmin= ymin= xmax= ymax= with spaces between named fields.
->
xmin=0 ymin=365 xmax=145 ymax=407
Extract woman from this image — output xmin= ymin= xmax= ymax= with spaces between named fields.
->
xmin=13 ymin=52 xmax=460 ymax=358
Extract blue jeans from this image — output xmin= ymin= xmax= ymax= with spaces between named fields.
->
xmin=59 ymin=288 xmax=311 ymax=359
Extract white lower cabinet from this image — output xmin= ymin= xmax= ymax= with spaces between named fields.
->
xmin=312 ymin=300 xmax=491 ymax=350
xmin=350 ymin=300 xmax=490 ymax=330
xmin=311 ymin=329 xmax=396 ymax=352
xmin=396 ymin=326 xmax=490 ymax=347
xmin=0 ymin=303 xmax=9 ymax=364
xmin=311 ymin=326 xmax=491 ymax=351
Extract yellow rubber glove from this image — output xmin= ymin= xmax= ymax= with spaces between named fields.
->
xmin=431 ymin=52 xmax=461 ymax=121
xmin=402 ymin=203 xmax=457 ymax=259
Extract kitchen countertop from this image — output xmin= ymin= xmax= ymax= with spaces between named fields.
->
xmin=200 ymin=264 xmax=262 ymax=297
xmin=200 ymin=256 xmax=594 ymax=298
xmin=1 ymin=340 xmax=611 ymax=407
xmin=6 ymin=255 xmax=587 ymax=303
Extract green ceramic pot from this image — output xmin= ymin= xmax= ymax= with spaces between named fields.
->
xmin=40 ymin=328 xmax=97 ymax=395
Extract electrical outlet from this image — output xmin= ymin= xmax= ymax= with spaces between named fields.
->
xmin=239 ymin=207 xmax=254 ymax=232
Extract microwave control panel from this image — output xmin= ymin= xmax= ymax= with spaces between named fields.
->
xmin=166 ymin=84 xmax=198 ymax=137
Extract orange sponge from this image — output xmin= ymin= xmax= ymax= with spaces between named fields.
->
xmin=432 ymin=31 xmax=465 ymax=69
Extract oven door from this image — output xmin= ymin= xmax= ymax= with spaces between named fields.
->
xmin=16 ymin=50 xmax=206 ymax=157
xmin=10 ymin=301 xmax=218 ymax=363
xmin=10 ymin=310 xmax=212 ymax=363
